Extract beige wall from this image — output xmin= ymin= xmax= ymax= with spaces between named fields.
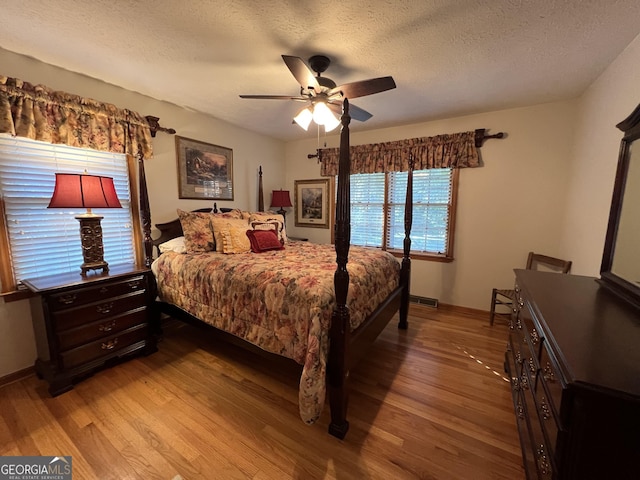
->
xmin=560 ymin=33 xmax=640 ymax=275
xmin=0 ymin=48 xmax=285 ymax=377
xmin=284 ymin=101 xmax=578 ymax=310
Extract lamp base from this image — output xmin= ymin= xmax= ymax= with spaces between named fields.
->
xmin=76 ymin=215 xmax=109 ymax=277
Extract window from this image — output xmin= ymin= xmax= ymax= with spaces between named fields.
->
xmin=0 ymin=135 xmax=137 ymax=293
xmin=337 ymin=168 xmax=458 ymax=260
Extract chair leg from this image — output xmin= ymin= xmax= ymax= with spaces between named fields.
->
xmin=490 ymin=288 xmax=498 ymax=326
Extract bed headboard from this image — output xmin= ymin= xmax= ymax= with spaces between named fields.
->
xmin=152 ymin=205 xmax=233 ymax=254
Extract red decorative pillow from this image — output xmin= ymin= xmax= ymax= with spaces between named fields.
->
xmin=246 ymin=229 xmax=284 ymax=253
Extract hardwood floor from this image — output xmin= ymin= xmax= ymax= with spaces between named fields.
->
xmin=0 ymin=305 xmax=524 ymax=480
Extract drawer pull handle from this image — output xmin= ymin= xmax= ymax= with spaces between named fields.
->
xmin=515 ymin=352 xmax=523 ymax=365
xmin=58 ymin=294 xmax=77 ymax=305
xmin=528 ymin=357 xmax=537 ymax=373
xmin=543 ymin=362 xmax=556 ymax=383
xmin=101 ymin=338 xmax=118 ymax=350
xmin=536 ymin=445 xmax=551 ymax=476
xmin=98 ymin=320 xmax=116 ymax=332
xmin=516 ymin=401 xmax=525 ymax=419
xmin=519 ymin=374 xmax=529 ymax=390
xmin=540 ymin=397 xmax=551 ymax=420
xmin=96 ymin=302 xmax=113 ymax=315
xmin=99 ymin=287 xmax=109 ymax=294
xmin=530 ymin=328 xmax=540 ymax=345
xmin=511 ymin=377 xmax=521 ymax=392
xmin=128 ymin=280 xmax=142 ymax=290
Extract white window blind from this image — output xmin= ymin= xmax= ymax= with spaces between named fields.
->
xmin=337 ymin=168 xmax=454 ymax=256
xmin=0 ymin=135 xmax=135 ymax=282
xmin=387 ymin=169 xmax=453 ymax=254
xmin=350 ymin=173 xmax=385 ymax=247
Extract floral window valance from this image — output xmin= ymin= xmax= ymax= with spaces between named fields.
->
xmin=0 ymin=75 xmax=153 ymax=160
xmin=319 ymin=130 xmax=479 ymax=176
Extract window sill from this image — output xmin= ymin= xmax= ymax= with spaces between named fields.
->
xmin=1 ymin=288 xmax=34 ymax=303
xmin=388 ymin=250 xmax=453 ymax=262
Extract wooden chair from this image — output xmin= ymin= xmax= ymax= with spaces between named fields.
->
xmin=490 ymin=252 xmax=572 ymax=325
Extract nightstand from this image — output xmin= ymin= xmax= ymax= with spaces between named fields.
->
xmin=23 ymin=263 xmax=158 ymax=396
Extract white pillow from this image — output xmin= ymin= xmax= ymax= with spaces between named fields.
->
xmin=158 ymin=236 xmax=187 ymax=254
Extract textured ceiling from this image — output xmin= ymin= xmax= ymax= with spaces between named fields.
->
xmin=1 ymin=0 xmax=639 ymax=141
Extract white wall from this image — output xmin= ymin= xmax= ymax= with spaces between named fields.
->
xmin=0 ymin=48 xmax=285 ymax=377
xmin=284 ymin=100 xmax=578 ymax=310
xmin=560 ymin=33 xmax=640 ymax=275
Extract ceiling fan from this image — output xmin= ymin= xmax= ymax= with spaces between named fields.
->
xmin=239 ymin=55 xmax=396 ymax=131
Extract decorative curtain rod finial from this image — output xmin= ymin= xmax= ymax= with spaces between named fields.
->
xmin=474 ymin=128 xmax=505 ymax=148
xmin=145 ymin=115 xmax=176 ymax=137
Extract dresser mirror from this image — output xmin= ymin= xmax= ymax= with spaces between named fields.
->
xmin=599 ymin=103 xmax=640 ymax=308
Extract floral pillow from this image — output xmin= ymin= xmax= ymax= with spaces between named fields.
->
xmin=249 ymin=212 xmax=288 ymax=243
xmin=177 ymin=209 xmax=215 ymax=253
xmin=246 ymin=229 xmax=284 ymax=253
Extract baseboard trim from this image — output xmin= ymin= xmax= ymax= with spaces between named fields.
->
xmin=437 ymin=302 xmax=490 ymax=319
xmin=0 ymin=366 xmax=35 ymax=388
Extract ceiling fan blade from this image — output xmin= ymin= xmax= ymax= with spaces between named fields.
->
xmin=239 ymin=95 xmax=308 ymax=101
xmin=328 ymin=102 xmax=373 ymax=122
xmin=328 ymin=76 xmax=396 ymax=99
xmin=282 ymin=55 xmax=321 ymax=92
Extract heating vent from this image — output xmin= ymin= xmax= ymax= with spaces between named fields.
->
xmin=409 ymin=295 xmax=438 ymax=308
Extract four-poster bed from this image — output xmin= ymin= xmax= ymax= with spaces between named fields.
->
xmin=138 ymin=100 xmax=413 ymax=439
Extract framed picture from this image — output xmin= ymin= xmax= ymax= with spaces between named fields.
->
xmin=176 ymin=136 xmax=233 ymax=200
xmin=294 ymin=178 xmax=330 ymax=228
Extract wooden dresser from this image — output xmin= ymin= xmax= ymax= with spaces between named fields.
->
xmin=23 ymin=263 xmax=157 ymax=396
xmin=506 ymin=269 xmax=640 ymax=480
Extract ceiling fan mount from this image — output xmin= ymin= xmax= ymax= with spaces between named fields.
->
xmin=308 ymin=55 xmax=331 ymax=75
xmin=239 ymin=54 xmax=396 ymax=127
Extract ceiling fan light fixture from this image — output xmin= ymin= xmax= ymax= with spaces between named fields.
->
xmin=323 ymin=110 xmax=341 ymax=132
xmin=312 ymin=102 xmax=333 ymax=125
xmin=293 ymin=107 xmax=313 ymax=130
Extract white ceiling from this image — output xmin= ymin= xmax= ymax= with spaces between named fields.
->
xmin=1 ymin=1 xmax=639 ymax=142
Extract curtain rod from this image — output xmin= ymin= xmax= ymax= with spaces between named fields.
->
xmin=145 ymin=116 xmax=176 ymax=137
xmin=307 ymin=128 xmax=506 ymax=160
xmin=474 ymin=128 xmax=505 ymax=147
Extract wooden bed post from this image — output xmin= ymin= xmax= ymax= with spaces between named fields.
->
xmin=399 ymin=155 xmax=413 ymax=329
xmin=258 ymin=165 xmax=264 ymax=212
xmin=328 ymin=99 xmax=352 ymax=439
xmin=138 ymin=148 xmax=153 ymax=268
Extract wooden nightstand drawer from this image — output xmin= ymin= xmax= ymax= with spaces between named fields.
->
xmin=61 ymin=324 xmax=149 ymax=369
xmin=57 ymin=307 xmax=148 ymax=351
xmin=53 ymin=290 xmax=147 ymax=330
xmin=49 ymin=275 xmax=147 ymax=312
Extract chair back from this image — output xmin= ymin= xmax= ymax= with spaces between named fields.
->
xmin=525 ymin=252 xmax=572 ymax=274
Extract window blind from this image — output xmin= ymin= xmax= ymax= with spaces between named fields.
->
xmin=387 ymin=169 xmax=453 ymax=254
xmin=0 ymin=135 xmax=135 ymax=282
xmin=349 ymin=172 xmax=385 ymax=247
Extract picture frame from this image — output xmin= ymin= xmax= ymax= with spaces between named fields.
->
xmin=176 ymin=136 xmax=233 ymax=200
xmin=294 ymin=178 xmax=330 ymax=228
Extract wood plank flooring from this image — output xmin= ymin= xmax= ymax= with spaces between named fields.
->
xmin=0 ymin=305 xmax=524 ymax=480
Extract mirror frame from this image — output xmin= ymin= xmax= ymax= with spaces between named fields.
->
xmin=599 ymin=103 xmax=640 ymax=308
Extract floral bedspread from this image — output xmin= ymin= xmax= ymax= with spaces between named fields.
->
xmin=152 ymin=241 xmax=400 ymax=424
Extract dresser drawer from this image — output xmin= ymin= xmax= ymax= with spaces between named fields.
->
xmin=48 ymin=275 xmax=147 ymax=312
xmin=53 ymin=290 xmax=147 ymax=330
xmin=57 ymin=307 xmax=148 ymax=351
xmin=60 ymin=324 xmax=149 ymax=369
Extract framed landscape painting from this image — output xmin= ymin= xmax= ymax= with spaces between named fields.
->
xmin=294 ymin=178 xmax=330 ymax=228
xmin=176 ymin=136 xmax=233 ymax=200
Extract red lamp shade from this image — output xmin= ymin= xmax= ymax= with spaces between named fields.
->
xmin=48 ymin=173 xmax=122 ymax=210
xmin=270 ymin=189 xmax=292 ymax=208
